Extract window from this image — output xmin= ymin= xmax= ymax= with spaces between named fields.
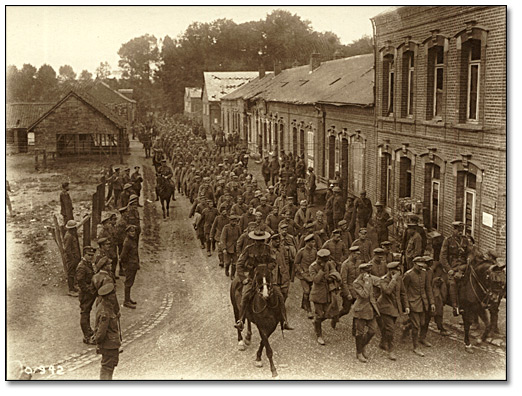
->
xmin=28 ymin=132 xmax=35 ymax=146
xmin=382 ymin=55 xmax=395 ymax=116
xmin=467 ymin=40 xmax=481 ymax=121
xmin=399 ymin=157 xmax=412 ymax=198
xmin=335 ymin=137 xmax=340 ymax=172
xmin=456 ymin=171 xmax=477 ymax=237
xmin=402 ymin=51 xmax=415 ymax=117
xmin=426 ymin=46 xmax=444 ymax=119
xmin=307 ymin=130 xmax=314 ymax=168
xmin=380 ymin=152 xmax=392 ymax=206
xmin=424 ymin=163 xmax=441 ymax=230
xmin=351 ymin=142 xmax=364 ymax=193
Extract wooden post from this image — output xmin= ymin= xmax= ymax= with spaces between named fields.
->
xmin=52 ymin=215 xmax=67 ymax=276
xmin=35 ymin=150 xmax=39 ymax=170
xmin=91 ymin=192 xmax=99 ymax=241
xmin=97 ymin=183 xmax=105 ymax=212
xmin=43 ymin=150 xmax=47 ymax=168
xmin=83 ymin=216 xmax=91 ymax=249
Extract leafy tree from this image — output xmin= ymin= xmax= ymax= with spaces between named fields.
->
xmin=58 ymin=64 xmax=77 ymax=82
xmin=117 ymin=34 xmax=159 ymax=83
xmin=78 ymin=69 xmax=93 ymax=85
xmin=34 ymin=64 xmax=59 ymax=101
xmin=96 ymin=61 xmax=112 ymax=80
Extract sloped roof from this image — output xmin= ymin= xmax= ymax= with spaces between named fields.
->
xmin=6 ymin=103 xmax=54 ymax=129
xmin=87 ymin=80 xmax=136 ymax=104
xmin=203 ymin=71 xmax=259 ymax=102
xmin=185 ymin=87 xmax=202 ymax=99
xmin=222 ymin=54 xmax=374 ymax=107
xmin=221 ymin=73 xmax=275 ymax=101
xmin=28 ymin=89 xmax=127 ymax=131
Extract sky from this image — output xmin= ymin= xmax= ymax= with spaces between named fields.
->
xmin=5 ymin=5 xmax=390 ymax=77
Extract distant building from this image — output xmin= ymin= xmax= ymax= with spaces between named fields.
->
xmin=184 ymin=87 xmax=203 ymax=120
xmin=86 ymin=80 xmax=137 ymax=126
xmin=202 ymin=71 xmax=258 ymax=136
xmin=6 ymin=103 xmax=53 ymax=153
xmin=28 ymin=89 xmax=127 ymax=157
xmin=222 ymin=54 xmax=375 ymax=195
xmin=371 ymin=6 xmax=506 ymax=254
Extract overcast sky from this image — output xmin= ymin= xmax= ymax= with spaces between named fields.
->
xmin=5 ymin=5 xmax=390 ymax=76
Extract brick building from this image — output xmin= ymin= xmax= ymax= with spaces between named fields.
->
xmin=28 ymin=89 xmax=127 ymax=157
xmin=222 ymin=54 xmax=376 ymax=195
xmin=202 ymin=71 xmax=258 ymax=136
xmin=184 ymin=87 xmax=203 ymax=120
xmin=371 ymin=6 xmax=506 ymax=255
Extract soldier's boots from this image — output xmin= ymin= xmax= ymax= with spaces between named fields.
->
xmin=419 ymin=338 xmax=432 ymax=347
xmin=331 ymin=316 xmax=339 ymax=329
xmin=225 ymin=266 xmax=230 ymax=277
xmin=355 ymin=336 xmax=367 ymax=363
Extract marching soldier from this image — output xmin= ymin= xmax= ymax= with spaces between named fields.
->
xmin=119 ymin=183 xmax=133 ymax=208
xmin=130 ymin=166 xmax=143 ymax=205
xmin=120 ymin=225 xmax=140 ymax=309
xmin=321 ymin=228 xmax=348 ymax=272
xmin=440 ymin=221 xmax=471 ymax=316
xmin=294 ymin=234 xmax=317 ymax=319
xmin=64 ymin=220 xmax=81 ymax=297
xmin=98 ymin=213 xmax=118 ymax=278
xmin=354 ymin=191 xmax=373 ymax=229
xmin=351 ymin=228 xmax=372 ymax=263
xmin=211 ymin=205 xmax=230 ymax=268
xmin=333 ymin=245 xmax=361 ymax=330
xmin=374 ymin=202 xmax=393 ymax=245
xmin=309 ymin=249 xmax=341 ymax=346
xmin=377 ymin=261 xmax=409 ymax=360
xmin=110 ymin=167 xmax=123 ymax=208
xmin=270 ymin=234 xmax=293 ymax=305
xmin=220 ymin=214 xmax=242 ymax=278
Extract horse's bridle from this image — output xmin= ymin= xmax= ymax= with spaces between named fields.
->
xmin=469 ymin=263 xmax=494 ymax=309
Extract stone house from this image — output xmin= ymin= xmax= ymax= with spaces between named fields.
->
xmin=86 ymin=80 xmax=137 ymax=127
xmin=6 ymin=102 xmax=53 ymax=153
xmin=184 ymin=87 xmax=203 ymax=121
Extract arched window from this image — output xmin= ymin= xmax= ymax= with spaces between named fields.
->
xmin=399 ymin=157 xmax=412 ymax=198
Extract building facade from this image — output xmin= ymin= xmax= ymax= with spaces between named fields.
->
xmin=6 ymin=103 xmax=53 ymax=153
xmin=184 ymin=87 xmax=203 ymax=120
xmin=372 ymin=6 xmax=506 ymax=255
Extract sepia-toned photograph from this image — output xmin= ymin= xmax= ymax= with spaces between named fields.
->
xmin=5 ymin=4 xmax=506 ymax=381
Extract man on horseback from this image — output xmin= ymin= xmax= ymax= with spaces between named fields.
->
xmin=440 ymin=221 xmax=471 ymax=316
xmin=156 ymin=159 xmax=174 ymax=202
xmin=234 ymin=230 xmax=291 ymax=331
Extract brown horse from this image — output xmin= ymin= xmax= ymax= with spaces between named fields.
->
xmin=230 ymin=264 xmax=284 ymax=377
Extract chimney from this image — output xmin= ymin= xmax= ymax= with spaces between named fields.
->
xmin=310 ymin=53 xmax=321 ymax=71
xmin=259 ymin=64 xmax=265 ymax=79
xmin=274 ymin=61 xmax=282 ymax=76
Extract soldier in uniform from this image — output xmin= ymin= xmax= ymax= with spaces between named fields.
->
xmin=343 ymin=196 xmax=357 ymax=242
xmin=421 ymin=255 xmax=450 ymax=337
xmin=236 ymin=222 xmax=256 ymax=256
xmin=334 ymin=245 xmax=362 ymax=330
xmin=94 ymin=283 xmax=122 ymax=380
xmin=294 ymin=200 xmax=313 ymax=236
xmin=270 ymin=234 xmax=293 ymax=307
xmin=202 ymin=199 xmax=218 ymax=257
xmin=126 ymin=195 xmax=141 ymax=240
xmin=211 ymin=205 xmax=229 ymax=268
xmin=266 ymin=185 xmax=277 ymax=206
xmin=403 ymin=256 xmax=436 ymax=356
xmin=60 ymin=182 xmax=74 ymax=224
xmin=130 ymin=166 xmax=143 ymax=206
xmin=440 ymin=221 xmax=471 ymax=316
xmin=220 ymin=214 xmax=242 ymax=278
xmin=111 ymin=168 xmax=123 ymax=208
xmin=119 ymin=183 xmax=133 ymax=208
xmin=156 ymin=159 xmax=174 ymax=201
xmin=405 ymin=224 xmax=423 ymax=271
xmin=255 ymin=196 xmax=272 ymax=222
xmin=120 ymin=225 xmax=140 ymax=309
xmin=381 ymin=241 xmax=394 ymax=264
xmin=338 ymin=220 xmax=353 ymax=251
xmin=352 ymin=262 xmax=381 ymax=363
xmin=122 ymin=167 xmax=131 ymax=187
xmin=306 ymin=167 xmax=317 ymax=206
xmin=351 ymin=228 xmax=372 ymax=263
xmin=377 ymin=261 xmax=409 ymax=361
xmin=234 ymin=230 xmax=291 ymax=331
xmin=309 ymin=249 xmax=341 ymax=346
xmin=76 ymin=246 xmax=97 ymax=344
xmin=64 ymin=220 xmax=81 ymax=297
xmin=374 ymin=202 xmax=393 ymax=245
xmin=114 ymin=207 xmax=128 ymax=277
xmin=321 ymin=228 xmax=348 ymax=272
xmin=355 ymin=191 xmax=373 ymax=230
xmin=332 ymin=187 xmax=345 ymax=230
xmin=98 ymin=213 xmax=119 ymax=277
xmin=230 ymin=195 xmax=248 ymax=217
xmin=294 ymin=234 xmax=317 ymax=319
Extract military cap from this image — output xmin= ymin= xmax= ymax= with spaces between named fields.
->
xmin=373 ymin=247 xmax=385 ymax=254
xmin=97 ymin=237 xmax=110 ymax=245
xmin=423 ymin=255 xmax=434 ymax=262
xmin=338 ymin=220 xmax=347 ymax=227
xmin=375 ymin=201 xmax=383 ymax=207
xmin=248 ymin=230 xmax=271 ymax=240
xmin=317 ymin=249 xmax=331 ymax=258
xmin=98 ymin=283 xmax=114 ymax=296
xmin=452 ymin=221 xmax=464 ymax=228
xmin=129 ymin=194 xmax=138 ymax=202
xmin=349 ymin=245 xmax=360 ymax=252
xmin=125 ymin=225 xmax=137 ymax=232
xmin=333 ymin=186 xmax=341 ymax=193
xmin=83 ymin=246 xmax=96 ymax=254
xmin=279 ymin=222 xmax=289 ymax=229
xmin=114 ymin=167 xmax=120 ymax=171
xmin=94 ymin=256 xmax=111 ymax=272
xmin=387 ymin=261 xmax=401 ymax=269
xmin=381 ymin=241 xmax=392 ymax=246
xmin=62 ymin=181 xmax=69 ymax=188
xmin=270 ymin=233 xmax=281 ymax=240
xmin=308 ymin=167 xmax=314 ymax=172
xmin=268 ymin=185 xmax=274 ymax=190
xmin=304 ymin=234 xmax=315 ymax=242
xmin=260 ymin=195 xmax=267 ymax=201
xmin=254 ymin=190 xmax=262 ymax=197
xmin=229 ymin=214 xmax=240 ymax=220
xmin=123 ymin=183 xmax=133 ymax=190
xmin=332 ymin=228 xmax=341 ymax=234
xmin=65 ymin=220 xmax=78 ymax=229
xmin=247 ymin=221 xmax=257 ymax=228
xmin=359 ymin=262 xmax=373 ymax=270
xmin=101 ymin=213 xmax=113 ymax=223
xmin=305 ymin=222 xmax=314 ymax=229
xmin=413 ymin=256 xmax=428 ymax=264
xmin=124 ymin=167 xmax=130 ymax=171
xmin=118 ymin=206 xmax=128 ymax=213
xmin=358 ymin=228 xmax=368 ymax=234
xmin=161 ymin=159 xmax=167 ymax=163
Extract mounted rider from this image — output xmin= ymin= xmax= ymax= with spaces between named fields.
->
xmin=156 ymin=159 xmax=174 ymax=201
xmin=440 ymin=221 xmax=471 ymax=316
xmin=234 ymin=229 xmax=291 ymax=331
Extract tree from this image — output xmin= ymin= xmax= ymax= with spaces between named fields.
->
xmin=117 ymin=34 xmax=159 ymax=83
xmin=58 ymin=64 xmax=77 ymax=82
xmin=78 ymin=69 xmax=93 ymax=85
xmin=34 ymin=64 xmax=59 ymax=101
xmin=96 ymin=61 xmax=112 ymax=80
xmin=6 ymin=65 xmax=20 ymax=102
